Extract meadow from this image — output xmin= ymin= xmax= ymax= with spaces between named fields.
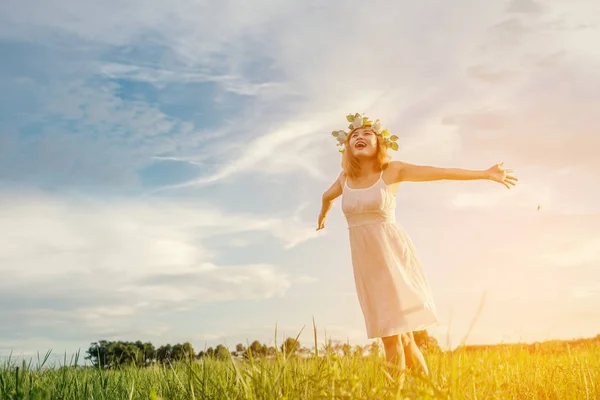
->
xmin=1 ymin=336 xmax=598 ymax=400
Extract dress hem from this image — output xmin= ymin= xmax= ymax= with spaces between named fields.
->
xmin=367 ymin=320 xmax=440 ymax=339
xmin=365 ymin=308 xmax=440 ymax=339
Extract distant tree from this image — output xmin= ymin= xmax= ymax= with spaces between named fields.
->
xmin=206 ymin=347 xmax=215 ymax=357
xmin=135 ymin=341 xmax=156 ymax=366
xmin=86 ymin=340 xmax=110 ymax=368
xmin=234 ymin=343 xmax=246 ymax=357
xmin=156 ymin=344 xmax=173 ymax=364
xmin=154 ymin=342 xmax=196 ymax=363
xmin=214 ymin=344 xmax=231 ymax=361
xmin=145 ymin=342 xmax=157 ymax=365
xmin=171 ymin=344 xmax=184 ymax=361
xmin=198 ymin=346 xmax=216 ymax=359
xmin=413 ymin=330 xmax=440 ymax=351
xmin=86 ymin=340 xmax=146 ymax=368
xmin=248 ymin=340 xmax=265 ymax=358
xmin=280 ymin=337 xmax=300 ymax=356
xmin=183 ymin=342 xmax=195 ymax=360
xmin=171 ymin=342 xmax=195 ymax=361
xmin=113 ymin=341 xmax=142 ymax=366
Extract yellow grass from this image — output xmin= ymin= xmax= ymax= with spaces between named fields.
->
xmin=1 ymin=337 xmax=599 ymax=399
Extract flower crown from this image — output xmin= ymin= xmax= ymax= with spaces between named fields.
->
xmin=331 ymin=113 xmax=399 ymax=153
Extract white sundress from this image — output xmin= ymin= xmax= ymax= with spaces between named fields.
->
xmin=341 ymin=170 xmax=439 ymax=338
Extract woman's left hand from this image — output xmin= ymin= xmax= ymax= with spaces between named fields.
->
xmin=487 ymin=162 xmax=518 ymax=189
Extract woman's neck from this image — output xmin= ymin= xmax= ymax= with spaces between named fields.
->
xmin=357 ymin=160 xmax=380 ymax=177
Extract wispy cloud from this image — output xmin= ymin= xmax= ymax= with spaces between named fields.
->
xmin=152 ymin=156 xmax=205 ymax=167
xmin=98 ymin=62 xmax=283 ymax=96
xmin=0 ymin=191 xmax=318 ymax=342
xmin=150 ymin=112 xmax=340 ymax=190
xmin=6 ymin=0 xmax=596 ymax=188
xmin=0 ymin=78 xmax=195 ymax=187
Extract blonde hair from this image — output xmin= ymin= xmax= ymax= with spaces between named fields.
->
xmin=341 ymin=129 xmax=391 ymax=178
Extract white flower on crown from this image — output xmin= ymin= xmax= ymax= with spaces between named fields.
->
xmin=352 ymin=115 xmax=364 ymax=129
xmin=334 ymin=130 xmax=347 ymax=145
xmin=372 ymin=120 xmax=383 ymax=134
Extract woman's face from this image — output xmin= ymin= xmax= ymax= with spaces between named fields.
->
xmin=348 ymin=127 xmax=378 ymax=159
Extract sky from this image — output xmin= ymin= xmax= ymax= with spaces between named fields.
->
xmin=1 ymin=0 xmax=599 ymax=362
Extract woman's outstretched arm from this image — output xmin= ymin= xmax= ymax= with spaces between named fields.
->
xmin=390 ymin=161 xmax=518 ymax=189
xmin=317 ymin=172 xmax=344 ymax=231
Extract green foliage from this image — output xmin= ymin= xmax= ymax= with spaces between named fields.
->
xmin=86 ymin=340 xmax=156 ymax=369
xmin=214 ymin=345 xmax=230 ymax=361
xmin=280 ymin=337 xmax=300 ymax=356
xmin=3 ymin=334 xmax=599 ymax=399
xmin=85 ymin=341 xmax=194 ymax=368
xmin=2 ymin=337 xmax=600 ymax=399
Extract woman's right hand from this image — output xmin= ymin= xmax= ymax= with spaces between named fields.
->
xmin=316 ymin=214 xmax=326 ymax=231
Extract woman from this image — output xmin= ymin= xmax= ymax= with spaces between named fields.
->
xmin=317 ymin=113 xmax=517 ymax=378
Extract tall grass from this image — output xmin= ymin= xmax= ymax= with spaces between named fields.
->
xmin=1 ymin=326 xmax=599 ymax=399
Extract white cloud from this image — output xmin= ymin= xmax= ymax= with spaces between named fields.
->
xmin=4 ymin=0 xmax=511 ymax=186
xmin=151 ymin=98 xmax=382 ymax=190
xmin=0 ymin=190 xmax=317 ymax=340
xmin=98 ymin=62 xmax=283 ymax=96
xmin=6 ymin=0 xmax=598 ymax=188
xmin=154 ymin=118 xmax=326 ymax=189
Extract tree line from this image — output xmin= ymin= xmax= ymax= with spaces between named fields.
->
xmin=85 ymin=331 xmax=440 ymax=369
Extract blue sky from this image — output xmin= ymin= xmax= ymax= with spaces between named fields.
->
xmin=1 ymin=0 xmax=600 ymax=361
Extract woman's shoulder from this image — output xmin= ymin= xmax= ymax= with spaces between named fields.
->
xmin=385 ymin=160 xmax=406 ymax=172
xmin=383 ymin=160 xmax=409 ymax=183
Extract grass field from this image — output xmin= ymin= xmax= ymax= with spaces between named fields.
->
xmin=1 ymin=339 xmax=598 ymax=400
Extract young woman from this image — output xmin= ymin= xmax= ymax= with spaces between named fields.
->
xmin=317 ymin=114 xmax=517 ymax=379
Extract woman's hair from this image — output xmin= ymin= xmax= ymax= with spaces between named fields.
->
xmin=341 ymin=128 xmax=391 ymax=178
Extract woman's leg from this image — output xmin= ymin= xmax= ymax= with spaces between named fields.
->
xmin=401 ymin=333 xmax=414 ymax=369
xmin=402 ymin=332 xmax=429 ymax=376
xmin=381 ymin=334 xmax=406 ymax=381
